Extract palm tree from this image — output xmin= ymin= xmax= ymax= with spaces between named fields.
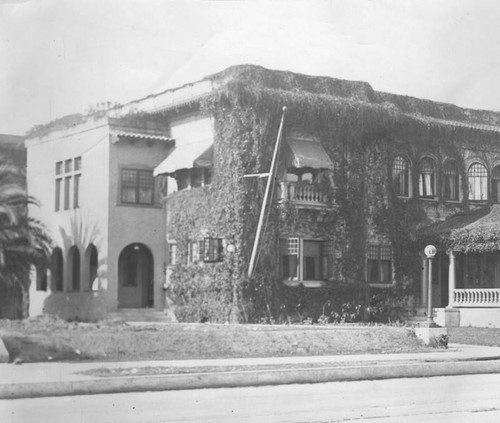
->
xmin=0 ymin=162 xmax=51 ymax=319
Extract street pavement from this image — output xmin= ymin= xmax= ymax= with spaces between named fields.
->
xmin=2 ymin=373 xmax=500 ymax=422
xmin=1 ymin=343 xmax=500 ymax=399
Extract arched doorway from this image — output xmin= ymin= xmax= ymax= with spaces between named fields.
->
xmin=51 ymin=247 xmax=64 ymax=292
xmin=118 ymin=243 xmax=154 ymax=308
xmin=84 ymin=244 xmax=98 ymax=291
xmin=68 ymin=246 xmax=80 ymax=292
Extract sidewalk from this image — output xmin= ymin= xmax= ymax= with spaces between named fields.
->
xmin=1 ymin=343 xmax=500 ymax=399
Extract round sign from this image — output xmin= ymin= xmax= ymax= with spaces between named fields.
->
xmin=424 ymin=245 xmax=437 ymax=258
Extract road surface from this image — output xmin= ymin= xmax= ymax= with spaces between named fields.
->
xmin=2 ymin=373 xmax=500 ymax=422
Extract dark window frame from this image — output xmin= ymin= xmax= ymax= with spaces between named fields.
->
xmin=467 ymin=162 xmax=488 ymax=202
xmin=444 ymin=161 xmax=460 ymax=202
xmin=203 ymin=238 xmax=223 ymax=263
xmin=120 ymin=168 xmax=155 ymax=205
xmin=392 ymin=155 xmax=410 ymax=197
xmin=280 ymin=238 xmax=327 ymax=282
xmin=418 ymin=158 xmax=436 ymax=199
xmin=367 ymin=245 xmax=392 ymax=285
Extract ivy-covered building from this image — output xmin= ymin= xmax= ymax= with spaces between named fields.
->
xmin=27 ymin=64 xmax=500 ymax=326
xmin=145 ymin=65 xmax=500 ymax=327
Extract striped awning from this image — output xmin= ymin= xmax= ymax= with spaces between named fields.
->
xmin=154 ymin=138 xmax=213 ymax=176
xmin=286 ymin=133 xmax=333 ymax=170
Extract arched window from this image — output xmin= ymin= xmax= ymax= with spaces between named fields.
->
xmin=392 ymin=155 xmax=410 ymax=197
xmin=51 ymin=247 xmax=63 ymax=292
xmin=444 ymin=161 xmax=460 ymax=201
xmin=418 ymin=158 xmax=436 ymax=198
xmin=68 ymin=246 xmax=80 ymax=291
xmin=468 ymin=163 xmax=488 ymax=201
xmin=492 ymin=166 xmax=500 ymax=204
xmin=84 ymin=244 xmax=98 ymax=291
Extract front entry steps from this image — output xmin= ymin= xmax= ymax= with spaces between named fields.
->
xmin=107 ymin=308 xmax=175 ymax=323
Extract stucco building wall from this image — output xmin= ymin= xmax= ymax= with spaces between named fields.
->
xmin=27 ymin=119 xmax=111 ymax=319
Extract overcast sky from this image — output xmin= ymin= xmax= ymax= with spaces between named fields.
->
xmin=1 ymin=0 xmax=500 ymax=135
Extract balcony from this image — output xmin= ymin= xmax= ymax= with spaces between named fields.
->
xmin=278 ymin=181 xmax=328 ymax=208
xmin=452 ymin=288 xmax=500 ymax=307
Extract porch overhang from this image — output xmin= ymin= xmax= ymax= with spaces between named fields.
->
xmin=417 ymin=205 xmax=500 ymax=253
xmin=285 ymin=133 xmax=333 ymax=170
xmin=153 ymin=138 xmax=213 ymax=176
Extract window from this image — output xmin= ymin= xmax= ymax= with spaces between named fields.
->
xmin=65 ymin=159 xmax=72 ymax=173
xmin=281 ymin=238 xmax=299 ymax=279
xmin=418 ymin=158 xmax=436 ymax=198
xmin=168 ymin=243 xmax=177 ymax=266
xmin=468 ymin=163 xmax=488 ymax=201
xmin=187 ymin=239 xmax=223 ymax=263
xmin=55 ymin=156 xmax=82 ymax=211
xmin=121 ymin=169 xmax=155 ymax=205
xmin=55 ymin=178 xmax=62 ymax=211
xmin=392 ymin=156 xmax=410 ymax=197
xmin=492 ymin=166 xmax=500 ymax=204
xmin=444 ymin=162 xmax=460 ymax=201
xmin=73 ymin=174 xmax=80 ymax=208
xmin=187 ymin=240 xmax=205 ymax=264
xmin=303 ymin=241 xmax=321 ymax=280
xmin=280 ymin=238 xmax=327 ymax=281
xmin=64 ymin=176 xmax=71 ymax=210
xmin=174 ymin=167 xmax=213 ymax=192
xmin=367 ymin=245 xmax=392 ymax=284
xmin=203 ymin=238 xmax=223 ymax=262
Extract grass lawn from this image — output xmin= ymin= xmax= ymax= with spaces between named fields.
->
xmin=447 ymin=327 xmax=500 ymax=347
xmin=0 ymin=315 xmax=433 ymax=363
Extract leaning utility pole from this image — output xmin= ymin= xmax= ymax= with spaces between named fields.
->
xmin=247 ymin=107 xmax=287 ymax=278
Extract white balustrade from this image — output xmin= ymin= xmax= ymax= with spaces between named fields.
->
xmin=279 ymin=182 xmax=326 ymax=206
xmin=453 ymin=288 xmax=500 ymax=307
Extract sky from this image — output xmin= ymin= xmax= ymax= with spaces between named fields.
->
xmin=1 ymin=0 xmax=500 ymax=135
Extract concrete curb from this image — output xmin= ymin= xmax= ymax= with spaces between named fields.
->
xmin=2 ymin=359 xmax=500 ymax=399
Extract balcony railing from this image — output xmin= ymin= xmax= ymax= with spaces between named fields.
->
xmin=279 ymin=181 xmax=327 ymax=207
xmin=452 ymin=288 xmax=500 ymax=307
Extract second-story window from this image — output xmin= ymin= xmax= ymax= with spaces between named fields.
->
xmin=121 ymin=169 xmax=155 ymax=205
xmin=418 ymin=158 xmax=436 ymax=199
xmin=174 ymin=167 xmax=212 ymax=192
xmin=55 ymin=157 xmax=81 ymax=211
xmin=468 ymin=163 xmax=488 ymax=201
xmin=492 ymin=166 xmax=500 ymax=204
xmin=444 ymin=162 xmax=460 ymax=201
xmin=392 ymin=156 xmax=410 ymax=197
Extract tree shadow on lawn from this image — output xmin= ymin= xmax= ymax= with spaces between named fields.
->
xmin=1 ymin=334 xmax=98 ymax=363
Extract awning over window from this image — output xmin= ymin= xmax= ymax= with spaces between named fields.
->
xmin=153 ymin=138 xmax=213 ymax=176
xmin=285 ymin=133 xmax=333 ymax=170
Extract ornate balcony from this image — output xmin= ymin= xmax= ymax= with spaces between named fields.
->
xmin=278 ymin=181 xmax=328 ymax=208
xmin=452 ymin=288 xmax=500 ymax=307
